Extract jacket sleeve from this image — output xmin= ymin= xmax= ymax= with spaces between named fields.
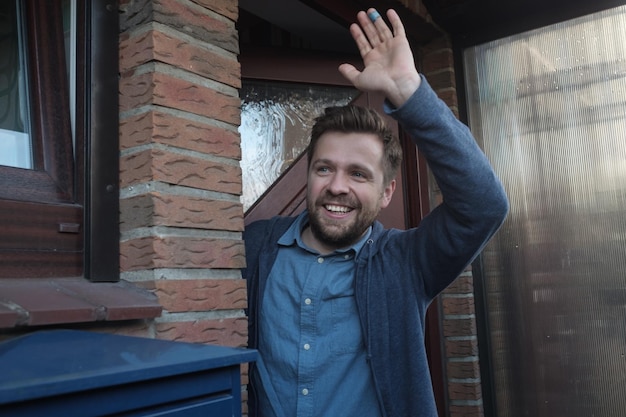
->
xmin=385 ymin=76 xmax=509 ymax=298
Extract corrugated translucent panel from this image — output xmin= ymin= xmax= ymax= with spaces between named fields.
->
xmin=464 ymin=6 xmax=626 ymax=417
xmin=239 ymin=81 xmax=357 ymax=211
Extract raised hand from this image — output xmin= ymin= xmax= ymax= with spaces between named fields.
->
xmin=339 ymin=8 xmax=422 ymax=108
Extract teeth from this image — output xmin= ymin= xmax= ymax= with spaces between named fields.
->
xmin=325 ymin=205 xmax=351 ymax=213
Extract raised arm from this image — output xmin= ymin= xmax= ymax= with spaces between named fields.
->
xmin=342 ymin=8 xmax=509 ymax=297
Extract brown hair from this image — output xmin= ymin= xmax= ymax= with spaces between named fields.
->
xmin=307 ymin=105 xmax=403 ymax=185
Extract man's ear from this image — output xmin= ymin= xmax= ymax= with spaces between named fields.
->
xmin=380 ymin=179 xmax=396 ymax=209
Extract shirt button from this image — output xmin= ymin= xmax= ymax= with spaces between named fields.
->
xmin=304 ymin=343 xmax=311 ymax=350
xmin=304 ymin=298 xmax=312 ymax=305
xmin=344 ymin=254 xmax=351 ymax=259
xmin=302 ymin=388 xmax=309 ymax=396
xmin=317 ymin=257 xmax=324 ymax=264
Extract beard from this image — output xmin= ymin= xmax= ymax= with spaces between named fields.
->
xmin=307 ymin=195 xmax=380 ymax=250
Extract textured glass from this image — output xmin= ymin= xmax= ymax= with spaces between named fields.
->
xmin=465 ymin=6 xmax=626 ymax=417
xmin=239 ymin=81 xmax=357 ymax=211
xmin=0 ymin=1 xmax=31 ymax=169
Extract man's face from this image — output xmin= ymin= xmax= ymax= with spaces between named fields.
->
xmin=305 ymin=131 xmax=396 ymax=253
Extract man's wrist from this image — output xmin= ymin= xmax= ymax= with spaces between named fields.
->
xmin=387 ymin=73 xmax=422 ymax=108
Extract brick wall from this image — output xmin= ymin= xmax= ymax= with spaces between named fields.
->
xmin=118 ymin=0 xmax=246 ymax=347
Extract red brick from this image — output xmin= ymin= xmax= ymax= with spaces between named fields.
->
xmin=120 ymin=148 xmax=242 ymax=194
xmin=120 ymin=193 xmax=244 ymax=232
xmin=447 ymin=360 xmax=480 ymax=379
xmin=189 ymin=0 xmax=238 ymax=21
xmin=449 ymin=404 xmax=484 ymax=417
xmin=119 ymin=194 xmax=153 ymax=230
xmin=119 ymin=0 xmax=238 ymax=51
xmin=422 ymin=49 xmax=455 ymax=75
xmin=425 ymin=69 xmax=456 ymax=91
xmin=154 ymin=0 xmax=238 ymax=54
xmin=445 ymin=338 xmax=479 ymax=357
xmin=119 ymin=110 xmax=240 ymax=159
xmin=241 ymin=363 xmax=249 ymax=385
xmin=119 ymin=72 xmax=240 ymax=125
xmin=420 ymin=36 xmax=453 ymax=55
xmin=155 ymin=316 xmax=248 ymax=347
xmin=445 ymin=275 xmax=474 ymax=294
xmin=120 ymin=235 xmax=246 ymax=271
xmin=442 ymin=296 xmax=475 ymax=316
xmin=443 ymin=317 xmax=477 ymax=337
xmin=448 ymin=381 xmax=482 ymax=401
xmin=154 ymin=279 xmax=247 ymax=312
xmin=120 ymin=30 xmax=241 ymax=88
xmin=119 ymin=30 xmax=155 ymax=72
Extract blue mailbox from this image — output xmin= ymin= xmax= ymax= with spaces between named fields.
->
xmin=0 ymin=329 xmax=257 ymax=416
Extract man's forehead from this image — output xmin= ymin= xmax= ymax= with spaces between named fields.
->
xmin=311 ymin=133 xmax=385 ymax=169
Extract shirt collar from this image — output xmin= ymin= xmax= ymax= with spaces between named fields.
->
xmin=278 ymin=210 xmax=372 ymax=255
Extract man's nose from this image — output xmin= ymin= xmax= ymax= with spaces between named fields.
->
xmin=326 ymin=173 xmax=349 ymax=195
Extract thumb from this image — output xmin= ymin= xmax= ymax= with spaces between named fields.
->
xmin=338 ymin=63 xmax=361 ymax=85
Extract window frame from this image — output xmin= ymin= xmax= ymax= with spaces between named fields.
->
xmin=0 ymin=0 xmax=119 ymax=281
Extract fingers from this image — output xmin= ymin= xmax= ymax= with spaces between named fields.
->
xmin=358 ymin=8 xmax=393 ymax=46
xmin=349 ymin=8 xmax=396 ymax=56
xmin=386 ymin=9 xmax=406 ymax=38
xmin=349 ymin=22 xmax=372 ymax=57
xmin=338 ymin=63 xmax=360 ymax=84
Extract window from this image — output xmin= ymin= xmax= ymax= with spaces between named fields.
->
xmin=0 ymin=0 xmax=119 ymax=280
xmin=465 ymin=5 xmax=626 ymax=416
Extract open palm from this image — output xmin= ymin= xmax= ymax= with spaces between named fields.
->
xmin=339 ymin=9 xmax=421 ymax=108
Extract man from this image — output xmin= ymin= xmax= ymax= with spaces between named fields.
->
xmin=243 ymin=7 xmax=509 ymax=417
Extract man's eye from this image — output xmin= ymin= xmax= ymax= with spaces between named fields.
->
xmin=317 ymin=167 xmax=330 ymax=173
xmin=352 ymin=171 xmax=365 ymax=178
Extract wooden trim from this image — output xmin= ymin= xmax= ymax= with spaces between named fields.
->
xmin=245 ymin=152 xmax=309 ymax=226
xmin=23 ymin=0 xmax=74 ymax=202
xmin=302 ymin=0 xmax=443 ymax=44
xmin=241 ymin=47 xmax=360 ymax=85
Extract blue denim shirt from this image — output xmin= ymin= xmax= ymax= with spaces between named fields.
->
xmin=255 ymin=211 xmax=381 ymax=417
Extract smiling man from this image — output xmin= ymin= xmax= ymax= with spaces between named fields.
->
xmin=243 ymin=8 xmax=509 ymax=417
xmin=303 ymin=108 xmax=398 ymax=254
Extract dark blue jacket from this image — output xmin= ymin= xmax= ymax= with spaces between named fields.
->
xmin=243 ymin=77 xmax=509 ymax=417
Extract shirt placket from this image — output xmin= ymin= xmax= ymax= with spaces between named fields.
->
xmin=295 ymin=254 xmax=330 ymax=417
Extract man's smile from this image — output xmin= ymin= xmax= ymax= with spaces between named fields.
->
xmin=324 ymin=204 xmax=354 ymax=214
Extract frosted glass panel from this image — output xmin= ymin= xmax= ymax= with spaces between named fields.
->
xmin=464 ymin=6 xmax=626 ymax=417
xmin=239 ymin=81 xmax=356 ymax=211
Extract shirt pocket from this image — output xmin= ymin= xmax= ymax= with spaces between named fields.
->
xmin=330 ymin=295 xmax=364 ymax=355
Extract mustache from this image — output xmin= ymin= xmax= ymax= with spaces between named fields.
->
xmin=316 ymin=194 xmax=361 ymax=208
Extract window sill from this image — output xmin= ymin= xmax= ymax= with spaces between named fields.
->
xmin=0 ymin=278 xmax=162 ymax=329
